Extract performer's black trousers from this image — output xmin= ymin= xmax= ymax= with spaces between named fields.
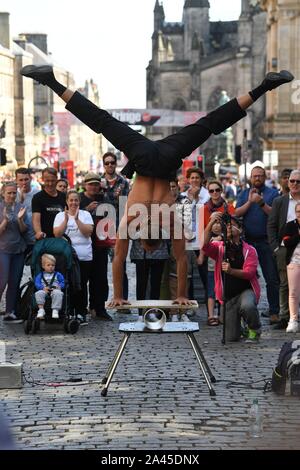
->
xmin=66 ymin=92 xmax=246 ymax=179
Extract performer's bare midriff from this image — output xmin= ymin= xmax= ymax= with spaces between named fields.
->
xmin=20 ymin=64 xmax=294 ymax=307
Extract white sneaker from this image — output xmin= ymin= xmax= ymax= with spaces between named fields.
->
xmin=37 ymin=308 xmax=45 ymax=319
xmin=180 ymin=313 xmax=191 ymax=322
xmin=286 ymin=320 xmax=298 ymax=333
xmin=52 ymin=309 xmax=59 ymax=319
xmin=171 ymin=314 xmax=179 ymax=322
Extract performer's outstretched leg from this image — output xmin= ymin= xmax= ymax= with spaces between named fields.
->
xmin=21 ymin=65 xmax=294 ymax=178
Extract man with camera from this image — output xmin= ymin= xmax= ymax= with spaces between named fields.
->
xmin=203 ymin=213 xmax=261 ymax=342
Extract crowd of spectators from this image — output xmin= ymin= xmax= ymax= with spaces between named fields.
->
xmin=1 ymin=157 xmax=299 ymax=340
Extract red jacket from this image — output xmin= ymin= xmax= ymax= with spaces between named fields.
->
xmin=203 ymin=240 xmax=261 ymax=304
xmin=203 ymin=201 xmax=235 ymax=227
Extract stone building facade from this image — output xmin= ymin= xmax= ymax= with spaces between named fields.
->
xmin=147 ymin=0 xmax=267 ymax=175
xmin=0 ymin=12 xmax=105 ymax=176
xmin=261 ymin=0 xmax=300 ymax=171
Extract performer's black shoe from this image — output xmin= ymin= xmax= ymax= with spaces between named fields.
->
xmin=263 ymin=70 xmax=294 ymax=90
xmin=20 ymin=64 xmax=54 ymax=85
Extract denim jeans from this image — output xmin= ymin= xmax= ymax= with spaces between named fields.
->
xmin=0 ymin=252 xmax=25 ymax=314
xmin=246 ymin=238 xmax=280 ymax=315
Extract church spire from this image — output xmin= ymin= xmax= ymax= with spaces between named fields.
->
xmin=154 ymin=0 xmax=161 ymax=11
xmin=240 ymin=0 xmax=251 ymax=17
xmin=154 ymin=1 xmax=165 ymax=32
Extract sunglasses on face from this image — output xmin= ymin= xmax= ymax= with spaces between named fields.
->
xmin=209 ymin=188 xmax=221 ymax=194
xmin=104 ymin=161 xmax=116 ymax=166
xmin=289 ymin=179 xmax=300 ymax=184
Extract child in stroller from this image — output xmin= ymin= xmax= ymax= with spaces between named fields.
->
xmin=23 ymin=237 xmax=81 ymax=334
xmin=34 ymin=253 xmax=65 ymax=320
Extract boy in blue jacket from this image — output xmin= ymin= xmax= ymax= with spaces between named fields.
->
xmin=34 ymin=253 xmax=65 ymax=319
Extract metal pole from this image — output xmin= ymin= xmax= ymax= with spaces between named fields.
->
xmin=186 ymin=333 xmax=216 ymax=396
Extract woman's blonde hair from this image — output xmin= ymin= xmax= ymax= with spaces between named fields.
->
xmin=1 ymin=181 xmax=17 ymax=196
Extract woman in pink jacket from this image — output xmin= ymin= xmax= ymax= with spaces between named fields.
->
xmin=202 ymin=213 xmax=261 ymax=342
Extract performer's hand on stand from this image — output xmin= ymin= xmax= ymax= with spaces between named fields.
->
xmin=108 ymin=298 xmax=131 ymax=308
xmin=173 ymin=297 xmax=193 ymax=306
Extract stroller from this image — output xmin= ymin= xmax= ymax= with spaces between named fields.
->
xmin=20 ymin=238 xmax=81 ymax=335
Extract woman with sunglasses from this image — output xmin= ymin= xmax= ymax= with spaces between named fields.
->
xmin=0 ymin=182 xmax=29 ymax=322
xmin=203 ymin=180 xmax=235 ymax=228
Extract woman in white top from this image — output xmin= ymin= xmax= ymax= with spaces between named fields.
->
xmin=54 ymin=190 xmax=93 ymax=324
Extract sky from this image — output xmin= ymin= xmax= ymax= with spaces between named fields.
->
xmin=1 ymin=0 xmax=241 ymax=108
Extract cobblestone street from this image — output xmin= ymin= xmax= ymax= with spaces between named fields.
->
xmin=1 ymin=261 xmax=300 ymax=450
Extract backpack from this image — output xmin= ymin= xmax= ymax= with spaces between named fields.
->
xmin=272 ymin=340 xmax=300 ymax=396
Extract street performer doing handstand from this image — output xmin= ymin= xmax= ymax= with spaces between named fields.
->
xmin=21 ymin=64 xmax=293 ymax=307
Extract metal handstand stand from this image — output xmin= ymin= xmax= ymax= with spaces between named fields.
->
xmin=101 ymin=301 xmax=216 ymax=397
